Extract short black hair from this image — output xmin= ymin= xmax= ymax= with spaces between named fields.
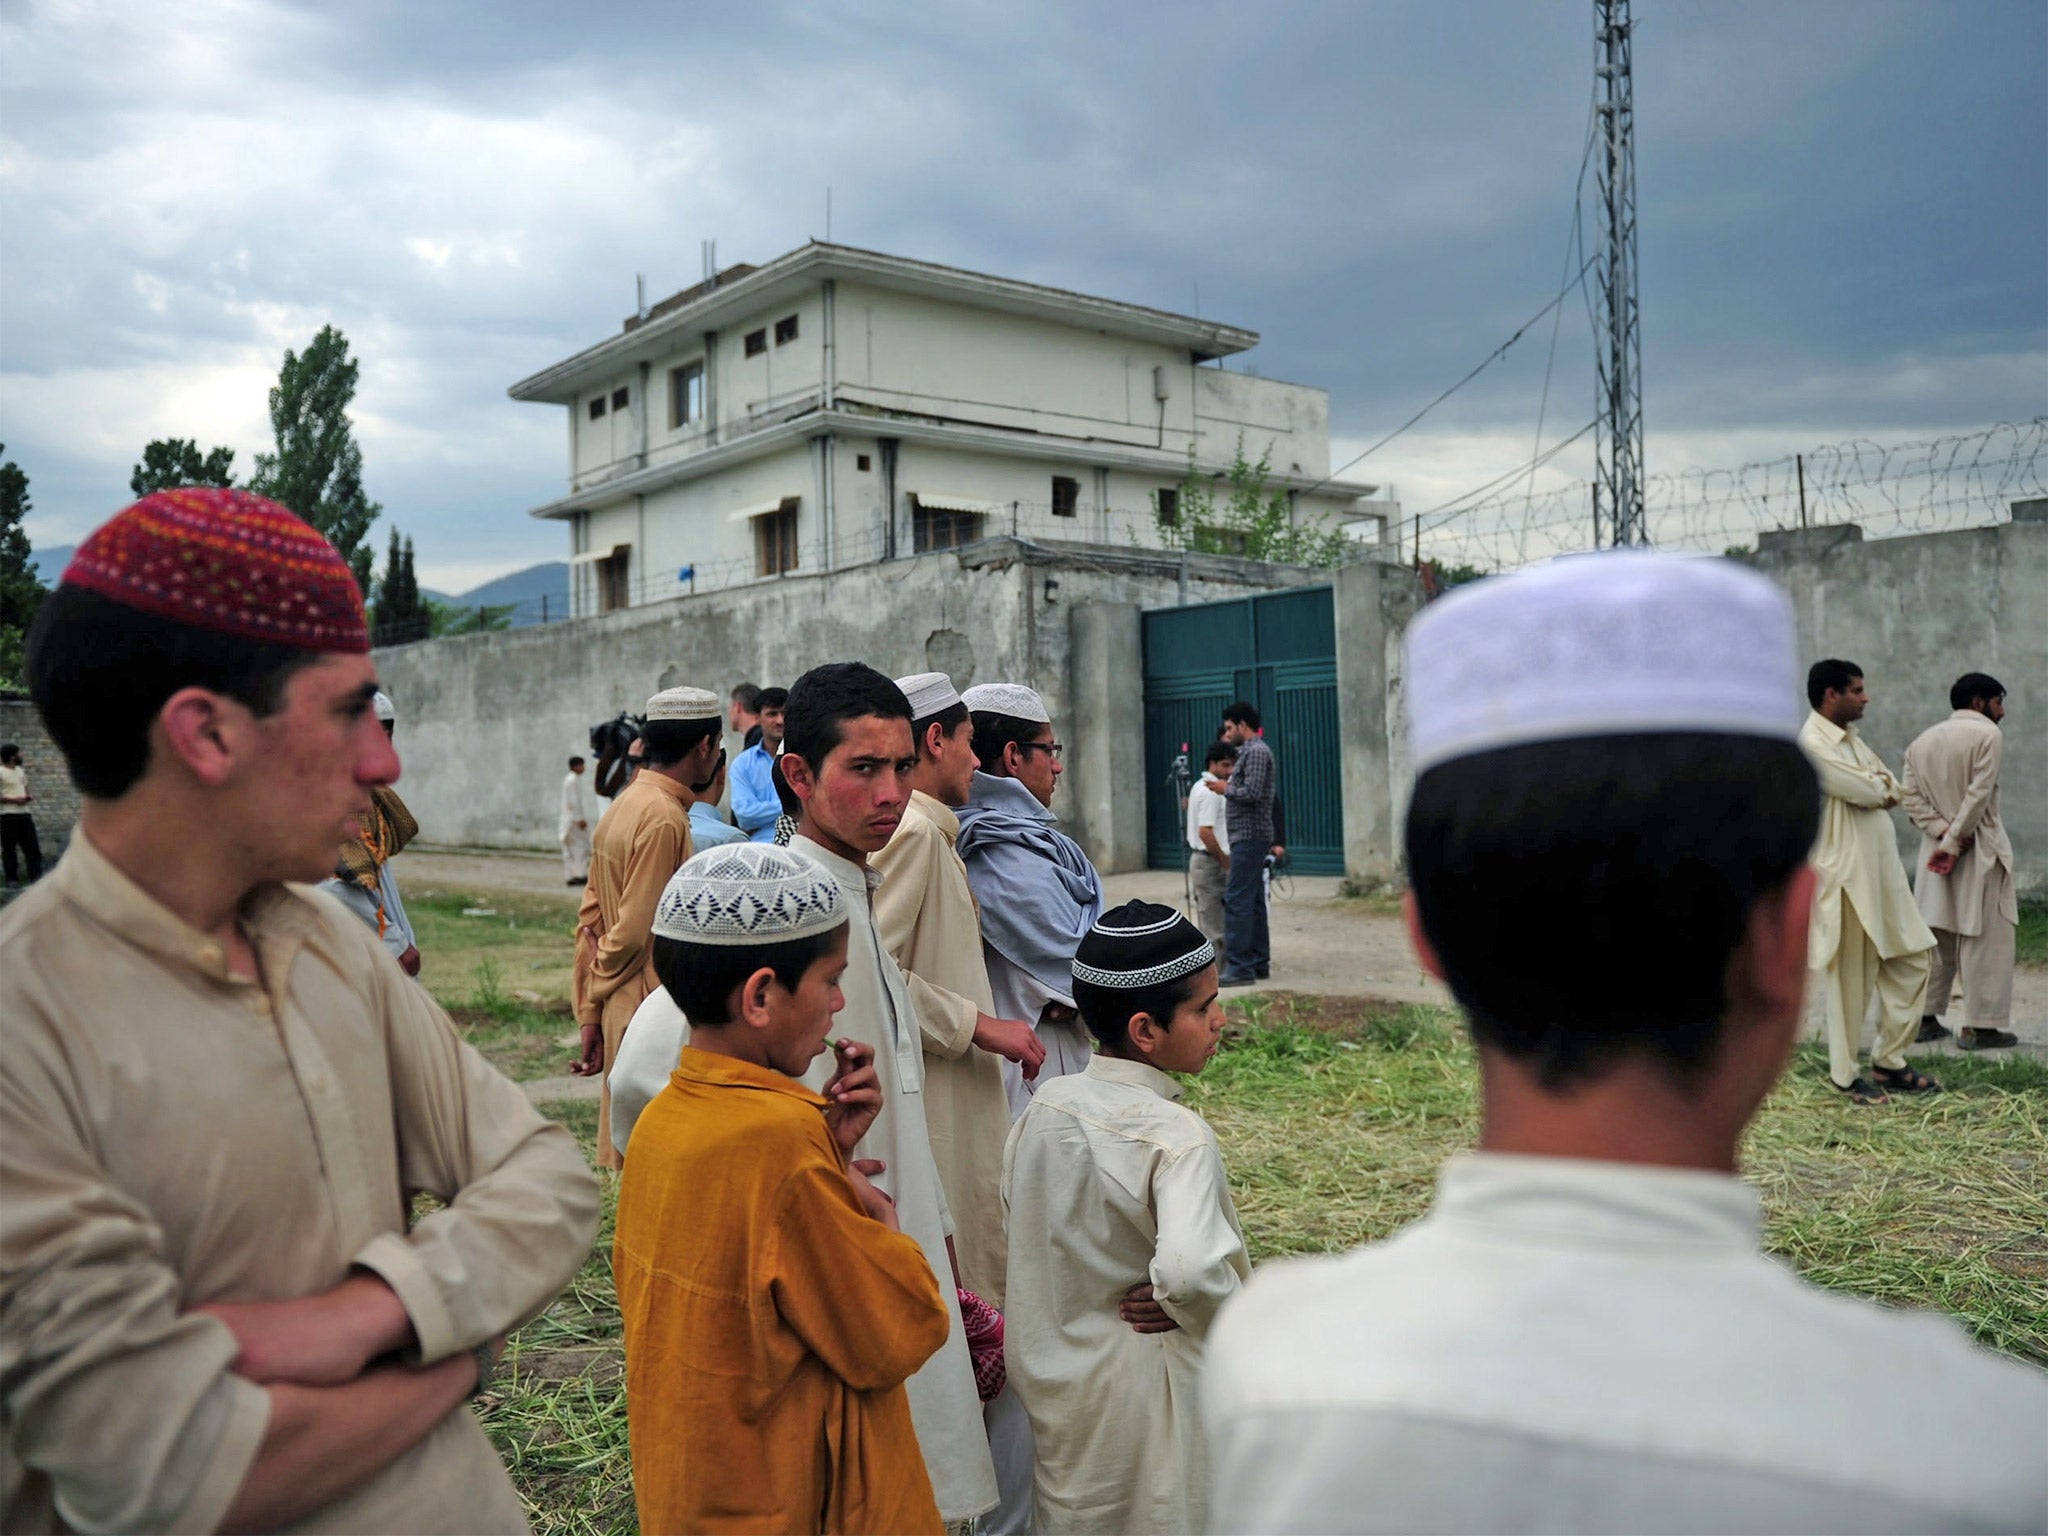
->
xmin=1204 ymin=741 xmax=1238 ymax=769
xmin=0 ymin=743 xmax=18 ymax=763
xmin=970 ymin=710 xmax=1044 ymax=774
xmin=913 ymin=700 xmax=971 ymax=759
xmin=651 ymin=923 xmax=847 ymax=1025
xmin=26 ymin=584 xmax=324 ymax=799
xmin=568 ymin=754 xmax=585 ymax=769
xmin=784 ymin=663 xmax=912 ymax=771
xmin=640 ymin=716 xmax=720 ymax=767
xmin=1223 ymin=700 xmax=1261 ymax=730
xmin=1950 ymin=672 xmax=2005 ymax=710
xmin=730 ymin=682 xmax=763 ymax=713
xmin=1406 ymin=732 xmax=1818 ymax=1092
xmin=758 ymin=686 xmax=789 ymax=711
xmin=1073 ymin=968 xmax=1208 ymax=1055
xmin=1806 ymin=659 xmax=1862 ymax=709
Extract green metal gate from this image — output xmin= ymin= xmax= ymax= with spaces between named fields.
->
xmin=1142 ymin=586 xmax=1343 ymax=876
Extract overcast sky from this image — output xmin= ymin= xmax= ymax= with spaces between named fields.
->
xmin=3 ymin=0 xmax=2043 ymax=589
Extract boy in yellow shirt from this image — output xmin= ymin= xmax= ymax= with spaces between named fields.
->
xmin=614 ymin=843 xmax=949 ymax=1534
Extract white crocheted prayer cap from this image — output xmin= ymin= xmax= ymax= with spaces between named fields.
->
xmin=962 ymin=682 xmax=1049 ymax=724
xmin=645 ymin=686 xmax=721 ymax=722
xmin=1404 ymin=550 xmax=1803 ymax=774
xmin=371 ymin=690 xmax=395 ymax=723
xmin=896 ymin=670 xmax=962 ymax=719
xmin=651 ymin=843 xmax=846 ymax=946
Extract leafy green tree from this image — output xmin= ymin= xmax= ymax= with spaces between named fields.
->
xmin=0 ymin=445 xmax=45 ymax=689
xmin=249 ymin=325 xmax=381 ymax=593
xmin=1158 ymin=436 xmax=1351 ymax=568
xmin=371 ymin=529 xmax=430 ymax=645
xmin=129 ymin=438 xmax=237 ymax=497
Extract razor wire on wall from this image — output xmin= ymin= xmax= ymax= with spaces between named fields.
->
xmin=1397 ymin=419 xmax=2047 ymax=575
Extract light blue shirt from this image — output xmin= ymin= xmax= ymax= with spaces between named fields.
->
xmin=689 ymin=800 xmax=749 ymax=849
xmin=318 ymin=861 xmax=416 ymax=962
xmin=728 ymin=742 xmax=782 ymax=842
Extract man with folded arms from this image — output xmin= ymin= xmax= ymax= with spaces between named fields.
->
xmin=3 ymin=488 xmax=598 ymax=1534
xmin=1204 ymin=554 xmax=2047 ymax=1534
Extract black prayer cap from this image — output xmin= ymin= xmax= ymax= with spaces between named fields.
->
xmin=1072 ymin=900 xmax=1215 ymax=990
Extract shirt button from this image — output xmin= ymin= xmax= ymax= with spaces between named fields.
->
xmin=197 ymin=943 xmax=222 ymax=966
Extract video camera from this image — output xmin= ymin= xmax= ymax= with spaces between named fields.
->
xmin=589 ymin=711 xmax=645 ymax=799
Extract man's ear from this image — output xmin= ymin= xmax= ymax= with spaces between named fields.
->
xmin=736 ymin=966 xmax=781 ymax=1029
xmin=1733 ymin=864 xmax=1815 ymax=1021
xmin=154 ymin=687 xmax=243 ymax=788
xmin=1403 ymin=890 xmax=1447 ymax=983
xmin=781 ymin=752 xmax=816 ymax=803
xmin=1126 ymin=1009 xmax=1165 ymax=1058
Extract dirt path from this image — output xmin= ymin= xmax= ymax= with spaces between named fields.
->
xmin=399 ymin=847 xmax=2046 ymax=1064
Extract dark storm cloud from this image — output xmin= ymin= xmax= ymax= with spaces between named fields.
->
xmin=2 ymin=0 xmax=2040 ymax=583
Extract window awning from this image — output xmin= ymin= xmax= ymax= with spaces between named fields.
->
xmin=569 ymin=542 xmax=630 ymax=566
xmin=912 ymin=492 xmax=997 ymax=515
xmin=726 ymin=495 xmax=801 ymax=523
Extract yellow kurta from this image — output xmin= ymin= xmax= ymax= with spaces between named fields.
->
xmin=1 ymin=833 xmax=600 ymax=1534
xmin=871 ymin=790 xmax=1013 ymax=1308
xmin=1798 ymin=710 xmax=1935 ymax=966
xmin=615 ymin=1048 xmax=946 ymax=1536
xmin=574 ymin=769 xmax=693 ymax=1167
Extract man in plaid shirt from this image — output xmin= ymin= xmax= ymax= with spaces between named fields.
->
xmin=1217 ymin=701 xmax=1276 ymax=985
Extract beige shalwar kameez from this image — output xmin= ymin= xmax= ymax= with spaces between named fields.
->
xmin=871 ymin=791 xmax=1012 ymax=1307
xmin=1003 ymin=1054 xmax=1250 ymax=1536
xmin=559 ymin=769 xmax=592 ymax=883
xmin=1798 ymin=710 xmax=1934 ymax=1087
xmin=573 ymin=769 xmax=693 ymax=1167
xmin=1901 ymin=708 xmax=2018 ymax=1032
xmin=0 ymin=833 xmax=600 ymax=1535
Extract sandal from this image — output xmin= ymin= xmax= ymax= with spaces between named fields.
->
xmin=1870 ymin=1064 xmax=1942 ymax=1094
xmin=1836 ymin=1076 xmax=1888 ymax=1105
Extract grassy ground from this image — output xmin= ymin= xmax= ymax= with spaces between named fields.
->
xmin=461 ymin=984 xmax=2047 ymax=1535
xmin=2018 ymin=898 xmax=2048 ymax=968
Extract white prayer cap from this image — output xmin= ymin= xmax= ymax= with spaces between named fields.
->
xmin=1403 ymin=550 xmax=1802 ymax=774
xmin=651 ymin=843 xmax=846 ymax=946
xmin=962 ymin=682 xmax=1050 ymax=724
xmin=371 ymin=690 xmax=395 ymax=723
xmin=644 ymin=686 xmax=721 ymax=722
xmin=895 ymin=670 xmax=962 ymax=719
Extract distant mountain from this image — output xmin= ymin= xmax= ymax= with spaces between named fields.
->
xmin=446 ymin=562 xmax=569 ymax=627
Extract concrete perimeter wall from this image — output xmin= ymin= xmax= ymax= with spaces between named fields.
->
xmin=1753 ymin=514 xmax=2046 ymax=894
xmin=0 ymin=693 xmax=80 ymax=866
xmin=374 ymin=537 xmax=1317 ymax=867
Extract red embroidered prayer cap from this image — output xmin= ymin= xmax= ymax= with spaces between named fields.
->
xmin=61 ymin=487 xmax=370 ymax=654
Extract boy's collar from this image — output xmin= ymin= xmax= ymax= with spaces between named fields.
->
xmin=675 ymin=1044 xmax=830 ymax=1107
xmin=1085 ymin=1052 xmax=1184 ymax=1101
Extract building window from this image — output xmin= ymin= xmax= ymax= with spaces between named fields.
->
xmin=856 ymin=453 xmax=872 ymax=472
xmin=744 ymin=329 xmax=768 ymax=357
xmin=1051 ymin=475 xmax=1080 ymax=518
xmin=914 ymin=497 xmax=984 ymax=553
xmin=1155 ymin=487 xmax=1179 ymax=526
xmin=774 ymin=314 xmax=799 ymax=345
xmin=596 ymin=547 xmax=631 ymax=613
xmin=754 ymin=497 xmax=800 ymax=577
xmin=588 ymin=396 xmax=607 ymax=421
xmin=670 ymin=361 xmax=705 ymax=428
xmin=611 ymin=386 xmax=630 ymax=411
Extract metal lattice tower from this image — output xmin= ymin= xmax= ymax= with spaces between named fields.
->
xmin=1593 ymin=0 xmax=1645 ymax=546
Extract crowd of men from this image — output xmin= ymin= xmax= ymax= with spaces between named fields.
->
xmin=2 ymin=487 xmax=2042 ymax=1536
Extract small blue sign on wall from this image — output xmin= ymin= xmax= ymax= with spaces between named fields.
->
xmin=677 ymin=565 xmax=695 ymax=583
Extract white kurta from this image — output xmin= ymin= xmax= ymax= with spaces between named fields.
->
xmin=870 ymin=791 xmax=1013 ymax=1308
xmin=1204 ymin=1153 xmax=2048 ymax=1535
xmin=1003 ymin=1054 xmax=1250 ymax=1536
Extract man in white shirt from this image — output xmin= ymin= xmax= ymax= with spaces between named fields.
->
xmin=1184 ymin=741 xmax=1235 ymax=950
xmin=558 ymin=755 xmax=591 ymax=884
xmin=1204 ymin=553 xmax=2048 ymax=1536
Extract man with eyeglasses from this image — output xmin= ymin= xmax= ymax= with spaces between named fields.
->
xmin=955 ymin=683 xmax=1105 ymax=1113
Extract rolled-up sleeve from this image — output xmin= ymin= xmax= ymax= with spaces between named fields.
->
xmin=351 ymin=968 xmax=600 ymax=1363
xmin=1 ymin=1064 xmax=271 ymax=1535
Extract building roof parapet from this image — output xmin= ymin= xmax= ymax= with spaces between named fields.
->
xmin=508 ymin=242 xmax=1261 ymax=405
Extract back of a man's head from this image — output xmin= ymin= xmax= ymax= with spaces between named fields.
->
xmin=26 ymin=488 xmax=370 ymax=801
xmin=1403 ymin=553 xmax=1815 ymax=1099
xmin=1949 ymin=672 xmax=2004 ymax=711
